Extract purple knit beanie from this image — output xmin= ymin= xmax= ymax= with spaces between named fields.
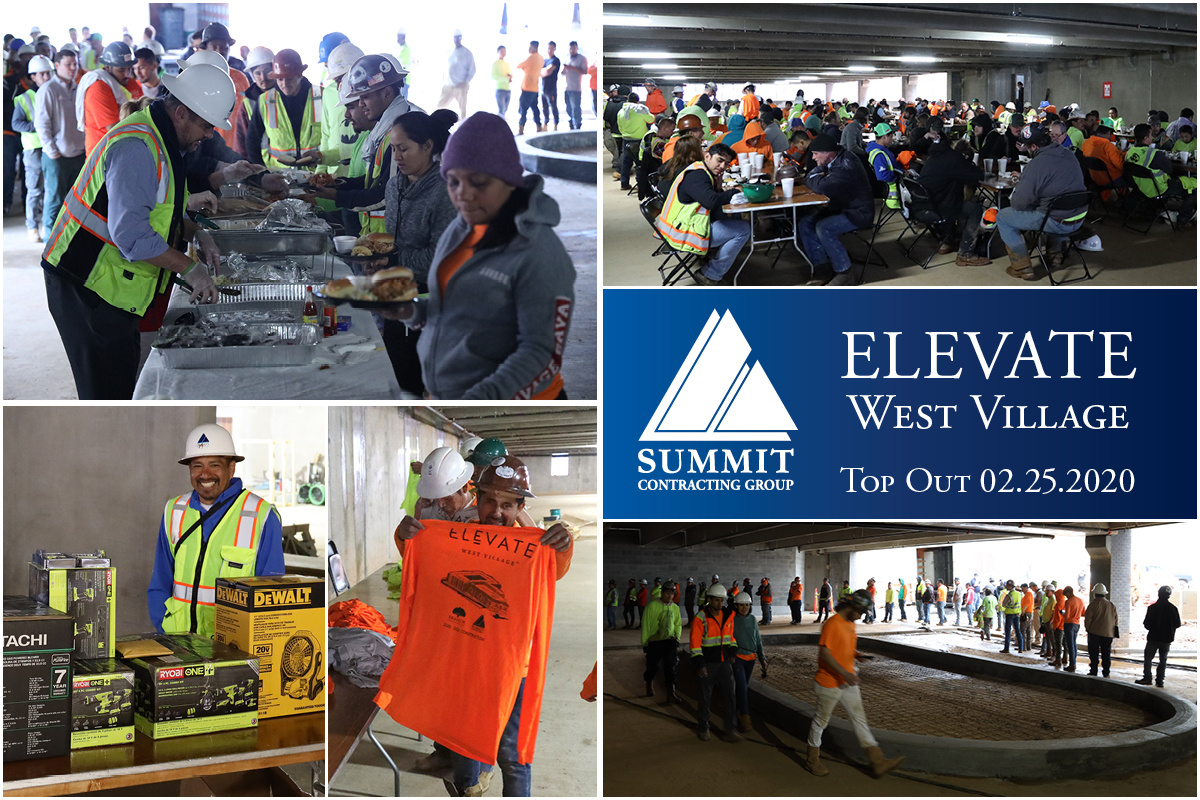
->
xmin=440 ymin=112 xmax=526 ymax=187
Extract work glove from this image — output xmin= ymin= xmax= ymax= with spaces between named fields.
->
xmin=182 ymin=261 xmax=218 ymax=304
xmin=220 ymin=160 xmax=265 ymax=184
xmin=193 ymin=229 xmax=222 ymax=272
xmin=186 ymin=190 xmax=219 ymax=215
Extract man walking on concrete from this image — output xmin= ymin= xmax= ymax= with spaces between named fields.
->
xmin=437 ymin=30 xmax=475 ymax=119
xmin=690 ymin=584 xmax=740 ymax=742
xmin=1136 ymin=586 xmax=1181 ymax=688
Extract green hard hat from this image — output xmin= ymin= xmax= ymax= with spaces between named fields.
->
xmin=468 ymin=437 xmax=507 ymax=465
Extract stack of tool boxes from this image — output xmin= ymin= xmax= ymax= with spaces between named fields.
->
xmin=2 ymin=596 xmax=74 ymax=761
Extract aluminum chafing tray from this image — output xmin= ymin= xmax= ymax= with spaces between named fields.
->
xmin=208 ymin=229 xmax=331 ymax=256
xmin=163 ymin=284 xmax=309 ymax=326
xmin=151 ymin=323 xmax=321 ymax=369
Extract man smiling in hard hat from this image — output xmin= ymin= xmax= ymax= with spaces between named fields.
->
xmin=410 ymin=446 xmax=476 ymax=522
xmin=148 ymin=424 xmax=284 ymax=637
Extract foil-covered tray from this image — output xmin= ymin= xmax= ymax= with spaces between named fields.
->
xmin=208 ymin=229 xmax=331 ymax=256
xmin=152 ymin=323 xmax=321 ymax=369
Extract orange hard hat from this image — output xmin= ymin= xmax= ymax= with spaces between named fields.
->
xmin=676 ymin=114 xmax=704 ymax=131
xmin=269 ymin=49 xmax=307 ymax=79
xmin=476 ymin=455 xmax=537 ymax=499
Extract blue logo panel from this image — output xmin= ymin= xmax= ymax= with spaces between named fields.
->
xmin=603 ymin=288 xmax=1196 ymax=519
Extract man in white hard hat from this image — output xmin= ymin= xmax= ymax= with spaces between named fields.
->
xmin=438 ymin=29 xmax=475 ymax=119
xmin=670 ymin=84 xmax=686 ymax=115
xmin=12 ymin=54 xmax=54 ymax=242
xmin=148 ymin=423 xmax=284 ymax=637
xmin=318 ymin=42 xmax=365 ymax=176
xmin=237 ymin=47 xmax=275 ymax=158
xmin=690 ymin=583 xmax=740 ymax=742
xmin=41 ymin=64 xmax=237 ymax=399
xmin=410 ymin=446 xmax=475 ymax=521
xmin=1083 ymin=583 xmax=1117 ymax=678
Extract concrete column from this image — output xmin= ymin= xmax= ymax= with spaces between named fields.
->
xmin=901 ymin=75 xmax=916 ymax=101
xmin=830 ymin=551 xmax=850 ymax=593
xmin=857 ymin=80 xmax=867 ymax=106
xmin=1108 ymin=529 xmax=1133 ymax=648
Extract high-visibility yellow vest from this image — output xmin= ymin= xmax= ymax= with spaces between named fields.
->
xmin=868 ymin=145 xmax=901 ymax=209
xmin=42 ymin=107 xmax=182 ymax=316
xmin=260 ymin=86 xmax=322 ymax=168
xmin=160 ymin=490 xmax=274 ymax=638
xmin=318 ymin=80 xmax=342 ymax=174
xmin=358 ymin=132 xmax=392 ymax=234
xmin=1125 ymin=145 xmax=1170 ymax=196
xmin=654 ymin=161 xmax=712 ymax=254
xmin=15 ymin=89 xmax=41 ymax=150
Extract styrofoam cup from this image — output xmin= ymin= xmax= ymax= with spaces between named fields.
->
xmin=773 ymin=152 xmax=783 ymax=169
xmin=333 ymin=236 xmax=357 ymax=254
xmin=781 ymin=178 xmax=795 ymax=198
xmin=973 ymin=153 xmax=980 ymax=165
xmin=998 ymin=157 xmax=1008 ymax=173
xmin=983 ymin=158 xmax=994 ymax=174
xmin=753 ymin=153 xmax=764 ymax=170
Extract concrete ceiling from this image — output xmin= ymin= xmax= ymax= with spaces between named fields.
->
xmin=603 ymin=3 xmax=1197 ymax=85
xmin=412 ymin=407 xmax=597 ymax=456
xmin=604 ymin=521 xmax=1168 ymax=552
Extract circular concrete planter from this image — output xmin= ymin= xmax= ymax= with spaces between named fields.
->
xmin=517 ymin=131 xmax=596 ymax=184
xmin=747 ymin=633 xmax=1196 ymax=779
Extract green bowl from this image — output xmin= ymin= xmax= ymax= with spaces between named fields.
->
xmin=741 ymin=183 xmax=776 ymax=203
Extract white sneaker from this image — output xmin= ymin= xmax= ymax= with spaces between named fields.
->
xmin=26 ymin=228 xmax=42 ymax=243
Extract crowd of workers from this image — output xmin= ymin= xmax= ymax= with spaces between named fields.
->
xmin=489 ymin=40 xmax=594 ymax=134
xmin=608 ymin=568 xmax=1185 ymax=771
xmin=4 ymin=24 xmax=577 ymax=402
xmin=604 ymin=78 xmax=1197 ymax=285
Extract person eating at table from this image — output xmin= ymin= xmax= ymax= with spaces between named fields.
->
xmin=654 ymin=141 xmax=749 ymax=286
xmin=1172 ymin=125 xmax=1195 ymax=154
xmin=730 ymin=117 xmax=775 ymax=179
xmin=1080 ymin=119 xmax=1126 ymax=202
xmin=916 ymin=139 xmax=990 ymax=267
xmin=799 ymin=134 xmax=874 ymax=287
xmin=864 ymin=123 xmax=903 ymax=212
xmin=1125 ymin=122 xmax=1196 ymax=225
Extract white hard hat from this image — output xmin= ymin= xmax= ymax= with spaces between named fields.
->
xmin=733 ymin=592 xmax=752 ymax=605
xmin=1093 ymin=583 xmax=1108 ymax=596
xmin=326 ymin=42 xmax=364 ymax=81
xmin=459 ymin=436 xmax=484 ymax=459
xmin=453 ymin=28 xmax=463 ymax=37
xmin=179 ymin=423 xmax=243 ymax=464
xmin=28 ymin=55 xmax=53 ymax=74
xmin=160 ymin=64 xmax=236 ymax=131
xmin=707 ymin=107 xmax=721 ymax=117
xmin=178 ymin=49 xmax=230 ymax=74
xmin=707 ymin=583 xmax=727 ymax=598
xmin=17 ymin=44 xmax=35 ymax=56
xmin=1077 ymin=234 xmax=1103 ymax=252
xmin=673 ymin=84 xmax=684 ymax=94
xmin=246 ymin=46 xmax=275 ymax=71
xmin=60 ymin=42 xmax=78 ymax=54
xmin=335 ymin=77 xmax=356 ymax=107
xmin=397 ymin=27 xmax=406 ymax=35
xmin=1005 ymin=102 xmax=1016 ymax=110
xmin=416 ymin=447 xmax=474 ymax=500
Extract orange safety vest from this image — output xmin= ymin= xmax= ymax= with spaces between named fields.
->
xmin=760 ymin=583 xmax=773 ymax=604
xmin=689 ymin=608 xmax=736 ymax=660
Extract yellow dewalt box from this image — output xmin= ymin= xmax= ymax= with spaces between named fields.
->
xmin=213 ymin=576 xmax=324 ymax=719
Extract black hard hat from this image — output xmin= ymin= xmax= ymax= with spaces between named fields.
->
xmin=201 ymin=22 xmax=235 ymax=46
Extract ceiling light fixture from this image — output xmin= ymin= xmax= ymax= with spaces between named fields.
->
xmin=999 ymin=33 xmax=1054 ymax=45
xmin=611 ymin=51 xmax=679 ymax=59
xmin=904 ymin=56 xmax=937 ymax=63
xmin=603 ymin=14 xmax=655 ymax=27
xmin=640 ymin=63 xmax=678 ymax=69
xmin=847 ymin=65 xmax=877 ymax=72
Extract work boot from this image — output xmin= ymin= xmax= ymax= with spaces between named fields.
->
xmin=518 ymin=124 xmax=525 ymax=136
xmin=553 ymin=122 xmax=558 ymax=131
xmin=1064 ymin=665 xmax=1076 ymax=673
xmin=1000 ymin=648 xmax=1010 ymax=654
xmin=612 ymin=172 xmax=621 ymax=181
xmin=1004 ymin=245 xmax=1037 ymax=280
xmin=1052 ymin=659 xmax=1062 ymax=669
xmin=667 ymin=685 xmax=682 ymax=704
xmin=537 ymin=124 xmax=547 ymax=132
xmin=693 ymin=271 xmax=719 ymax=286
xmin=1156 ymin=682 xmax=1164 ymax=688
xmin=825 ymin=269 xmax=857 ymax=287
xmin=937 ymin=242 xmax=955 ymax=255
xmin=414 ymin=750 xmax=451 ymax=773
xmin=698 ymin=728 xmax=711 ymax=741
xmin=865 ymin=745 xmax=905 ymax=778
xmin=955 ymin=253 xmax=991 ymax=266
xmin=1135 ymin=677 xmax=1153 ymax=685
xmin=645 ymin=680 xmax=654 ymax=698
xmin=738 ymin=714 xmax=753 ymax=733
xmin=720 ymin=728 xmax=744 ymax=743
xmin=804 ymin=746 xmax=830 ymax=776
xmin=1049 ymin=248 xmax=1066 ymax=269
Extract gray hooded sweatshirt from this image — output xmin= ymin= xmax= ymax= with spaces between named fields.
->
xmin=384 ymin=163 xmax=457 ymax=285
xmin=410 ymin=174 xmax=575 ymax=399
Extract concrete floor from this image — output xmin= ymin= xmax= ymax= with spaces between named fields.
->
xmin=601 ymin=175 xmax=1198 ymax=287
xmin=603 ymin=617 xmax=1197 ymax=796
xmin=2 ymin=173 xmax=596 ymax=400
xmin=331 ymin=528 xmax=597 ymax=796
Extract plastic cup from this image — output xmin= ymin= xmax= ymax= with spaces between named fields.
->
xmin=1182 ymin=151 xmax=1191 ymax=164
xmin=998 ymin=157 xmax=1008 ymax=174
xmin=753 ymin=153 xmax=765 ymax=170
xmin=773 ymin=152 xmax=783 ymax=170
xmin=333 ymin=236 xmax=356 ymax=254
xmin=738 ymin=152 xmax=750 ymax=169
xmin=983 ymin=158 xmax=994 ymax=174
xmin=781 ymin=178 xmax=795 ymax=198
xmin=973 ymin=153 xmax=980 ymax=165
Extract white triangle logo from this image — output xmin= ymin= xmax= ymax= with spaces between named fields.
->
xmin=640 ymin=310 xmax=797 ymax=442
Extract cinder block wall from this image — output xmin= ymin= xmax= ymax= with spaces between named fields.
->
xmin=604 ymin=541 xmax=802 ymax=608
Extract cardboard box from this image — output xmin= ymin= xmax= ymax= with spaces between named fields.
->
xmin=32 ymin=550 xmax=111 ymax=570
xmin=70 ymin=658 xmax=135 ymax=749
xmin=214 ymin=576 xmax=325 ymax=719
xmin=3 ymin=596 xmax=74 ymax=762
xmin=29 ymin=560 xmax=116 ymax=659
xmin=121 ymin=633 xmax=259 ymax=739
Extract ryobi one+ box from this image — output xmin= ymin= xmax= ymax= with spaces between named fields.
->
xmin=3 ymin=596 xmax=74 ymax=762
xmin=214 ymin=575 xmax=325 ymax=719
xmin=28 ymin=550 xmax=116 ymax=659
xmin=120 ymin=634 xmax=259 ymax=739
xmin=71 ymin=658 xmax=135 ymax=748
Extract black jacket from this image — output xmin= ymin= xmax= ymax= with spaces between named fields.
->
xmin=684 ymin=584 xmax=697 ymax=606
xmin=978 ymin=129 xmax=1007 ymax=161
xmin=603 ymin=97 xmax=624 ymax=135
xmin=819 ymin=583 xmax=832 ymax=600
xmin=805 ymin=149 xmax=875 ymax=229
xmin=1144 ymin=599 xmax=1182 ymax=643
xmin=664 ymin=166 xmax=738 ymax=221
xmin=918 ymin=142 xmax=985 ymax=216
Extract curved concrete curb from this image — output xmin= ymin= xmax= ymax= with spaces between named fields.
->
xmin=747 ymin=633 xmax=1197 ymax=779
xmin=517 ymin=131 xmax=595 ymax=183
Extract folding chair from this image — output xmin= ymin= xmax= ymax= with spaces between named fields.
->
xmin=1080 ymin=155 xmax=1127 ymax=225
xmin=895 ymin=177 xmax=949 ymax=269
xmin=852 ymin=190 xmax=900 ymax=270
xmin=1122 ymin=162 xmax=1180 ymax=235
xmin=639 ymin=195 xmax=701 ymax=286
xmin=1028 ymin=191 xmax=1095 ymax=286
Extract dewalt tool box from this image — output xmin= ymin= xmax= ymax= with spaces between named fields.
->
xmin=3 ymin=596 xmax=74 ymax=762
xmin=29 ymin=553 xmax=116 ymax=659
xmin=70 ymin=658 xmax=135 ymax=749
xmin=214 ymin=575 xmax=325 ymax=719
xmin=120 ymin=634 xmax=259 ymax=739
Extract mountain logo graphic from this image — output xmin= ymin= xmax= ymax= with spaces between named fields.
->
xmin=197 ymin=434 xmax=210 ymax=444
xmin=640 ymin=310 xmax=797 ymax=442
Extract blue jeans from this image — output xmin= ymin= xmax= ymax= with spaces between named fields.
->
xmin=1004 ymin=614 xmax=1024 ymax=650
xmin=605 ymin=606 xmax=616 ymax=629
xmin=1063 ymin=622 xmax=1080 ymax=669
xmin=496 ymin=89 xmax=511 ymax=117
xmin=995 ymin=206 xmax=1082 ymax=258
xmin=23 ymin=148 xmax=43 ymax=231
xmin=518 ymin=90 xmax=541 ymax=127
xmin=42 ymin=152 xmax=85 ymax=234
xmin=564 ymin=90 xmax=582 ymax=129
xmin=898 ymin=598 xmax=906 ymax=620
xmin=798 ymin=212 xmax=860 ymax=273
xmin=4 ymin=134 xmax=20 ymax=210
xmin=761 ymin=603 xmax=772 ymax=624
xmin=936 ymin=601 xmax=945 ymax=624
xmin=704 ymin=217 xmax=751 ymax=280
xmin=451 ymin=678 xmax=530 ymax=796
xmin=732 ymin=657 xmax=754 ymax=716
xmin=541 ymin=88 xmax=559 ymax=126
xmin=884 ymin=602 xmax=893 ymax=622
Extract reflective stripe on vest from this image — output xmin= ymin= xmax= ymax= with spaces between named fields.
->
xmin=15 ymin=91 xmax=41 ymax=150
xmin=1126 ymin=146 xmax=1169 ymax=197
xmin=691 ymin=609 xmax=735 ymax=657
xmin=654 ymin=161 xmax=711 ymax=253
xmin=262 ymin=87 xmax=321 ymax=165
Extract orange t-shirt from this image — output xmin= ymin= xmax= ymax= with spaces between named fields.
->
xmin=1063 ymin=595 xmax=1085 ymax=625
xmin=739 ymin=94 xmax=760 ymax=121
xmin=517 ymin=53 xmax=542 ymax=92
xmin=936 ymin=585 xmax=947 ymax=602
xmin=84 ymin=79 xmax=144 ymax=155
xmin=815 ymin=612 xmax=856 ymax=688
xmin=1051 ymin=590 xmax=1066 ymax=630
xmin=375 ymin=519 xmax=558 ymax=765
xmin=436 ymin=224 xmax=487 ymax=296
xmin=1022 ymin=590 xmax=1035 ymax=613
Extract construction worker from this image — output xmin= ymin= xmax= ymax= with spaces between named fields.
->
xmin=411 ymin=446 xmax=474 ymax=521
xmin=1000 ymin=579 xmax=1024 ymax=653
xmin=148 ymin=424 xmax=284 ymax=637
xmin=690 ymin=583 xmax=740 ymax=742
xmin=1136 ymin=585 xmax=1181 ymax=688
xmin=643 ymin=579 xmax=682 ymax=702
xmin=605 ymin=580 xmax=619 ymax=630
xmin=738 ymin=83 xmax=760 ymax=121
xmin=731 ymin=591 xmax=766 ymax=732
xmin=81 ymin=33 xmax=103 ymax=73
xmin=395 ymin=29 xmax=412 ymax=99
xmin=41 ymin=64 xmax=235 ymax=399
xmin=13 ymin=54 xmax=52 ymax=242
xmin=643 ymin=78 xmax=667 ymax=115
xmin=315 ymin=33 xmax=351 ymax=175
xmin=624 ymin=579 xmax=639 ymax=629
xmin=670 ymin=84 xmax=685 ymax=114
xmin=788 ymin=577 xmax=803 ymax=624
xmin=390 ymin=456 xmax=572 ymax=796
xmin=659 ymin=112 xmax=704 ymax=162
xmin=1125 ymin=122 xmax=1196 ymax=223
xmin=616 ymin=91 xmax=654 ymax=190
xmin=805 ymin=589 xmax=905 ymax=778
xmin=237 ymin=47 xmax=275 ymax=158
xmin=79 ymin=41 xmax=142 ymax=155
xmin=437 ymin=29 xmax=475 ymax=120
xmin=635 ymin=114 xmax=673 ymax=199
xmin=865 ymin=122 xmax=902 ymax=210
xmin=756 ymin=577 xmax=773 ymax=624
xmin=246 ymin=49 xmax=321 ymax=168
xmin=1083 ymin=583 xmax=1117 ymax=677
xmin=199 ymin=23 xmax=244 ymax=73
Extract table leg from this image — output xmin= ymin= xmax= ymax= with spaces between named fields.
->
xmin=730 ymin=209 xmax=756 ymax=286
xmin=791 ymin=206 xmax=816 ymax=276
xmin=367 ymin=718 xmax=401 ymax=797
